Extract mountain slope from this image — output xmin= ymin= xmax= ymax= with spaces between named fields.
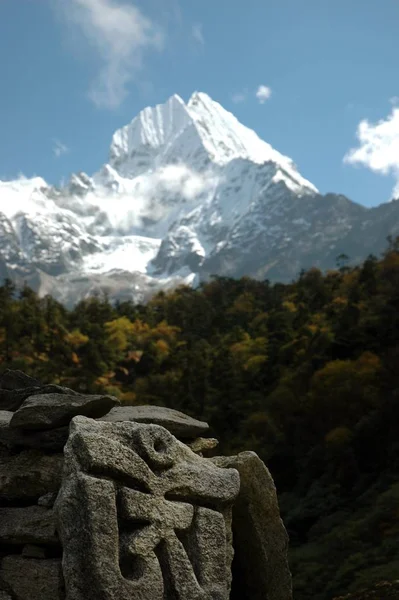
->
xmin=0 ymin=92 xmax=398 ymax=305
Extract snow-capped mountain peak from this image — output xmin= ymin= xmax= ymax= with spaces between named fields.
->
xmin=1 ymin=92 xmax=355 ymax=307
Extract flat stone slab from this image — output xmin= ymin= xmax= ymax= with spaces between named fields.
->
xmin=10 ymin=393 xmax=120 ymax=431
xmin=0 ymin=384 xmax=80 ymax=412
xmin=0 ymin=450 xmax=63 ymax=501
xmin=99 ymin=405 xmax=209 ymax=439
xmin=0 ymin=556 xmax=63 ymax=600
xmin=0 ymin=506 xmax=58 ymax=546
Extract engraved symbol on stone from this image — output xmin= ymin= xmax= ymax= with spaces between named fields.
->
xmin=56 ymin=417 xmax=239 ymax=600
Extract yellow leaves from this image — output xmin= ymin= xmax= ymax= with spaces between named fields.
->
xmin=71 ymin=352 xmax=80 ymax=365
xmin=230 ymin=334 xmax=268 ymax=372
xmin=332 ymin=296 xmax=348 ymax=307
xmin=245 ymin=355 xmax=268 ymax=374
xmin=66 ymin=329 xmax=89 ymax=349
xmin=228 ymin=292 xmax=256 ymax=316
xmin=105 ymin=317 xmax=136 ymax=353
xmin=120 ymin=391 xmax=137 ymax=404
xmin=153 ymin=339 xmax=170 ymax=360
xmin=283 ymin=300 xmax=297 ymax=313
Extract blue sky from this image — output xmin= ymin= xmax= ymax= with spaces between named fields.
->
xmin=0 ymin=0 xmax=398 ymax=207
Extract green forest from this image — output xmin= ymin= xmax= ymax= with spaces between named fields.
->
xmin=1 ymin=238 xmax=399 ymax=599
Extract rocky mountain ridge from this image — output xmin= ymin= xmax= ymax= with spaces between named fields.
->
xmin=0 ymin=92 xmax=398 ymax=305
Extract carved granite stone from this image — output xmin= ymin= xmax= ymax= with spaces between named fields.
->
xmin=55 ymin=416 xmax=239 ymax=600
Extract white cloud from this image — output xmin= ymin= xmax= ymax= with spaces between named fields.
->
xmin=232 ymin=91 xmax=247 ymax=104
xmin=89 ymin=163 xmax=219 ymax=232
xmin=53 ymin=139 xmax=69 ymax=158
xmin=192 ymin=22 xmax=204 ymax=45
xmin=255 ymin=85 xmax=272 ymax=104
xmin=58 ymin=0 xmax=163 ymax=109
xmin=344 ymin=107 xmax=399 ymax=198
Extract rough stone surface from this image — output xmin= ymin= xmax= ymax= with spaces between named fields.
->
xmin=0 ymin=384 xmax=80 ymax=413
xmin=0 ymin=556 xmax=63 ymax=600
xmin=0 ymin=412 xmax=12 ymax=427
xmin=188 ymin=437 xmax=219 ymax=456
xmin=212 ymin=452 xmax=292 ymax=600
xmin=0 ymin=506 xmax=58 ymax=546
xmin=0 ymin=425 xmax=69 ymax=452
xmin=0 ymin=370 xmax=42 ymax=391
xmin=0 ymin=451 xmax=63 ymax=501
xmin=0 ymin=592 xmax=12 ymax=600
xmin=0 ymin=389 xmax=40 ymax=412
xmin=55 ymin=416 xmax=239 ymax=600
xmin=37 ymin=493 xmax=58 ymax=509
xmin=10 ymin=393 xmax=120 ymax=431
xmin=99 ymin=405 xmax=209 ymax=439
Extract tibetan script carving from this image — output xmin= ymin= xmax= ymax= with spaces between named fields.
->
xmin=55 ymin=416 xmax=239 ymax=600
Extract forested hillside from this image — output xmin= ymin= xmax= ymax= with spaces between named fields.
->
xmin=1 ymin=239 xmax=399 ymax=599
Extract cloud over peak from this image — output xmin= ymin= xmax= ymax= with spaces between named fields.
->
xmin=58 ymin=0 xmax=163 ymax=109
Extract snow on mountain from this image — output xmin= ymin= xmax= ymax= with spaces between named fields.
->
xmin=1 ymin=91 xmax=396 ymax=306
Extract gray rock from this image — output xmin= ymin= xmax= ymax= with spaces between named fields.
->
xmin=0 ymin=592 xmax=12 ymax=600
xmin=0 ymin=370 xmax=42 ymax=391
xmin=0 ymin=451 xmax=63 ymax=501
xmin=0 ymin=556 xmax=63 ymax=600
xmin=99 ymin=405 xmax=209 ymax=439
xmin=0 ymin=388 xmax=40 ymax=412
xmin=0 ymin=411 xmax=12 ymax=427
xmin=0 ymin=384 xmax=80 ymax=413
xmin=0 ymin=506 xmax=58 ymax=546
xmin=21 ymin=545 xmax=47 ymax=559
xmin=37 ymin=493 xmax=58 ymax=508
xmin=212 ymin=451 xmax=292 ymax=600
xmin=188 ymin=437 xmax=219 ymax=456
xmin=55 ymin=416 xmax=239 ymax=600
xmin=0 ymin=425 xmax=69 ymax=452
xmin=10 ymin=393 xmax=120 ymax=431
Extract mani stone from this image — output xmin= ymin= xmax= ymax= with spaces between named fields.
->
xmin=0 ymin=450 xmax=63 ymax=501
xmin=212 ymin=452 xmax=292 ymax=600
xmin=0 ymin=556 xmax=63 ymax=600
xmin=55 ymin=416 xmax=239 ymax=600
xmin=10 ymin=393 xmax=120 ymax=431
xmin=99 ymin=405 xmax=209 ymax=439
xmin=0 ymin=506 xmax=58 ymax=546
